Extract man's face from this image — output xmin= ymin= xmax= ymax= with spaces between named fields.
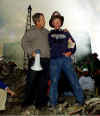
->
xmin=52 ymin=18 xmax=61 ymax=29
xmin=37 ymin=15 xmax=45 ymax=28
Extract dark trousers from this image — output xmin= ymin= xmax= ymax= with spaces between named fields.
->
xmin=23 ymin=57 xmax=49 ymax=108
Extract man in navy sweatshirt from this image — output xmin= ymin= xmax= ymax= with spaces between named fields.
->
xmin=48 ymin=12 xmax=84 ymax=110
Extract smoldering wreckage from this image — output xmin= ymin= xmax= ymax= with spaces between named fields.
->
xmin=0 ymin=57 xmax=100 ymax=115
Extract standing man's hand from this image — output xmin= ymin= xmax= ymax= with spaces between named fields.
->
xmin=32 ymin=51 xmax=36 ymax=57
xmin=63 ymin=28 xmax=69 ymax=32
xmin=63 ymin=52 xmax=72 ymax=57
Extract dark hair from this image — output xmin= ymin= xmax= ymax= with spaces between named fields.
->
xmin=32 ymin=13 xmax=44 ymax=24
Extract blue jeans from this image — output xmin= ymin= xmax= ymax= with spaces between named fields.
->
xmin=49 ymin=56 xmax=84 ymax=106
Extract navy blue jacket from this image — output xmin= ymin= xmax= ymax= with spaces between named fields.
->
xmin=48 ymin=29 xmax=76 ymax=58
xmin=0 ymin=81 xmax=7 ymax=89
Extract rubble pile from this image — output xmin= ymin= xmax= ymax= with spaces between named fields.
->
xmin=0 ymin=58 xmax=26 ymax=100
xmin=20 ymin=97 xmax=100 ymax=115
xmin=0 ymin=58 xmax=100 ymax=115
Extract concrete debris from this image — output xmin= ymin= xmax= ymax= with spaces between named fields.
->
xmin=0 ymin=59 xmax=100 ymax=115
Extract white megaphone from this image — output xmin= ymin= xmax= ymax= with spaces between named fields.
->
xmin=31 ymin=49 xmax=43 ymax=71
